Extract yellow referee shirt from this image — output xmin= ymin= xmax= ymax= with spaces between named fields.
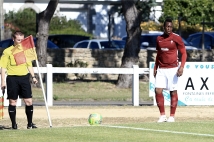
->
xmin=0 ymin=45 xmax=32 ymax=76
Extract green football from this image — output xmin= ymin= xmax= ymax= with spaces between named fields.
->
xmin=88 ymin=113 xmax=102 ymax=125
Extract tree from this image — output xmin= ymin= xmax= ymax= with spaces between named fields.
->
xmin=32 ymin=0 xmax=58 ymax=87
xmin=4 ymin=9 xmax=37 ymax=36
xmin=160 ymin=0 xmax=214 ymax=26
xmin=49 ymin=16 xmax=92 ymax=37
xmin=4 ymin=9 xmax=92 ymax=37
xmin=117 ymin=0 xmax=143 ymax=88
xmin=36 ymin=0 xmax=59 ymax=68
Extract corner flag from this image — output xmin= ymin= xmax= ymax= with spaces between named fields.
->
xmin=11 ymin=35 xmax=37 ymax=65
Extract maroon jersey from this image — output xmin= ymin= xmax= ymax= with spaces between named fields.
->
xmin=155 ymin=32 xmax=186 ymax=69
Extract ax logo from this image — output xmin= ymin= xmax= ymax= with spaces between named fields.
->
xmin=185 ymin=77 xmax=209 ymax=90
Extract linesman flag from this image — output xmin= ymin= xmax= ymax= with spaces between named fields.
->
xmin=11 ymin=35 xmax=37 ymax=65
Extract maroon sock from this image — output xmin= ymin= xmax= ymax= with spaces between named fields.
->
xmin=155 ymin=94 xmax=165 ymax=115
xmin=170 ymin=94 xmax=178 ymax=116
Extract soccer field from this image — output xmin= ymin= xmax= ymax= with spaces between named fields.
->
xmin=0 ymin=106 xmax=214 ymax=142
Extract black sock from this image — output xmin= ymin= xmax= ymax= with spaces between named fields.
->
xmin=8 ymin=105 xmax=16 ymax=126
xmin=25 ymin=105 xmax=33 ymax=125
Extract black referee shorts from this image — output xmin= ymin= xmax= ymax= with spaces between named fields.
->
xmin=6 ymin=74 xmax=32 ymax=100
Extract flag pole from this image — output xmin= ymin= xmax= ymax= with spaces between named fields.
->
xmin=35 ymin=60 xmax=52 ymax=127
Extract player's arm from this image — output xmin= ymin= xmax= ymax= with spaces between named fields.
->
xmin=177 ymin=36 xmax=187 ymax=77
xmin=154 ymin=38 xmax=160 ymax=77
xmin=154 ymin=51 xmax=160 ymax=77
xmin=177 ymin=36 xmax=187 ymax=68
xmin=179 ymin=48 xmax=187 ymax=68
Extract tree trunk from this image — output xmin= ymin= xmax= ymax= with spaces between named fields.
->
xmin=117 ymin=0 xmax=142 ymax=88
xmin=35 ymin=0 xmax=58 ymax=87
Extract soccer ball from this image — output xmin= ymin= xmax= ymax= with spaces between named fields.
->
xmin=88 ymin=113 xmax=102 ymax=125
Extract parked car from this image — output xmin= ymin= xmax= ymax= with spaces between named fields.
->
xmin=122 ymin=32 xmax=198 ymax=50
xmin=186 ymin=32 xmax=214 ymax=49
xmin=122 ymin=32 xmax=163 ymax=49
xmin=0 ymin=38 xmax=59 ymax=49
xmin=48 ymin=34 xmax=90 ymax=48
xmin=73 ymin=39 xmax=126 ymax=49
xmin=182 ymin=38 xmax=198 ymax=50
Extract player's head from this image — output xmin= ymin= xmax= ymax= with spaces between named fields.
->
xmin=163 ymin=17 xmax=173 ymax=35
xmin=12 ymin=31 xmax=24 ymax=45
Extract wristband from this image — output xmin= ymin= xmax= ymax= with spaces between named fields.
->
xmin=32 ymin=76 xmax=36 ymax=79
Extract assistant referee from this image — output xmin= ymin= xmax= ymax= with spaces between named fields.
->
xmin=0 ymin=31 xmax=38 ymax=129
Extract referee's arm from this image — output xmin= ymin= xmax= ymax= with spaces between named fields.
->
xmin=1 ymin=68 xmax=6 ymax=89
xmin=27 ymin=66 xmax=38 ymax=84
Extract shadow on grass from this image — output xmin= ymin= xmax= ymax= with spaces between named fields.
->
xmin=65 ymin=79 xmax=118 ymax=85
xmin=0 ymin=125 xmax=11 ymax=130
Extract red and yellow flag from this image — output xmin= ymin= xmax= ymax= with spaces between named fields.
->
xmin=11 ymin=35 xmax=37 ymax=65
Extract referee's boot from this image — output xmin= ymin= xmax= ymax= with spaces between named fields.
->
xmin=27 ymin=123 xmax=37 ymax=129
xmin=11 ymin=124 xmax=18 ymax=130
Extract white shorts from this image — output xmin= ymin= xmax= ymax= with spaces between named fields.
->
xmin=155 ymin=67 xmax=178 ymax=91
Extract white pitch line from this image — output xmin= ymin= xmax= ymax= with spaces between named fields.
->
xmin=101 ymin=125 xmax=214 ymax=137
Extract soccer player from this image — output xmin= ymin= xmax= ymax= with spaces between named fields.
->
xmin=154 ymin=18 xmax=187 ymax=122
xmin=0 ymin=31 xmax=38 ymax=129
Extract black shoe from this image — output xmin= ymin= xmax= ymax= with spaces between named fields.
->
xmin=27 ymin=123 xmax=37 ymax=129
xmin=11 ymin=124 xmax=18 ymax=130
